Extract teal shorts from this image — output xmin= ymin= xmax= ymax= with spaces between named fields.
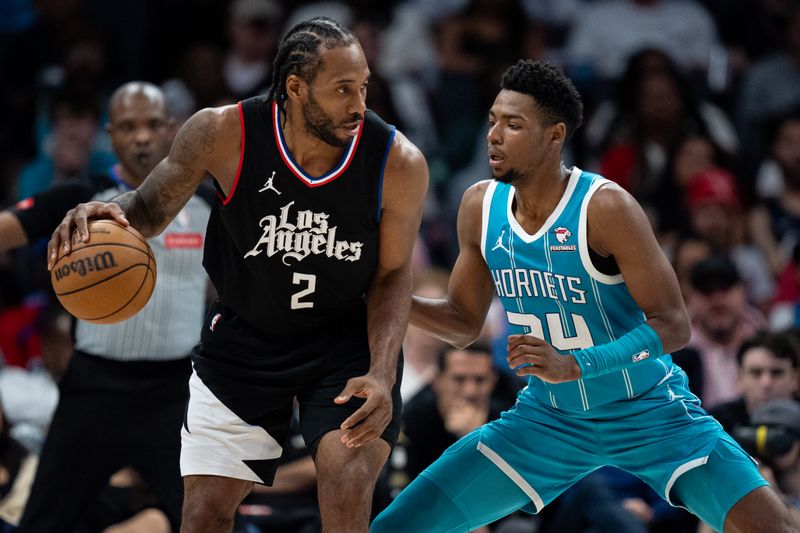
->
xmin=373 ymin=372 xmax=768 ymax=533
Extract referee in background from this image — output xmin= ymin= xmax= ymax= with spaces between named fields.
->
xmin=0 ymin=82 xmax=212 ymax=531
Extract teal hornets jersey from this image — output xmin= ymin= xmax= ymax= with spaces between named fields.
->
xmin=482 ymin=167 xmax=676 ymax=412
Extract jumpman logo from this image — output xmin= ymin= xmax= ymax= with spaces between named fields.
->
xmin=492 ymin=230 xmax=510 ymax=254
xmin=259 ymin=171 xmax=281 ymax=195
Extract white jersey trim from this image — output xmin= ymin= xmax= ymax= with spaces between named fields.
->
xmin=578 ymin=177 xmax=624 ymax=284
xmin=480 ymin=180 xmax=499 ymax=261
xmin=507 ymin=166 xmax=581 ymax=244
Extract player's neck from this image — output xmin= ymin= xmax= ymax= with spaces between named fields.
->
xmin=280 ymin=108 xmax=345 ymax=175
xmin=512 ymin=161 xmax=570 ymax=225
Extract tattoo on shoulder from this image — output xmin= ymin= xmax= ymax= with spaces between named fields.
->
xmin=173 ymin=113 xmax=218 ymax=166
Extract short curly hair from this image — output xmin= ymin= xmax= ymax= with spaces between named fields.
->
xmin=500 ymin=60 xmax=584 ymax=142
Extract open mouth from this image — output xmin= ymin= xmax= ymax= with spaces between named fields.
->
xmin=341 ymin=121 xmax=362 ymax=135
xmin=489 ymin=154 xmax=504 ymax=167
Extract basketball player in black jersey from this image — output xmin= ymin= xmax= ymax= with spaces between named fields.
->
xmin=48 ymin=17 xmax=429 ymax=533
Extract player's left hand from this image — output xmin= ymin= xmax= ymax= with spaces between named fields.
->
xmin=507 ymin=334 xmax=581 ymax=383
xmin=335 ymin=374 xmax=393 ymax=448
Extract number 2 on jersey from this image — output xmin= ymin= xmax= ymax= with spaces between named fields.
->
xmin=291 ymin=273 xmax=316 ymax=309
xmin=506 ymin=311 xmax=595 ymax=350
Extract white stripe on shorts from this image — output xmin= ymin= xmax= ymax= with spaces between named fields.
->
xmin=477 ymin=441 xmax=544 ymax=512
xmin=181 ymin=370 xmax=283 ymax=483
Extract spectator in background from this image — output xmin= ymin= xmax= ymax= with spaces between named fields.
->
xmin=15 ymin=91 xmax=114 ymax=199
xmin=686 ymin=256 xmax=766 ymax=408
xmin=400 ymin=342 xmax=503 ymax=482
xmin=750 ymin=112 xmax=800 ymax=276
xmin=590 ymin=49 xmax=736 ymax=236
xmin=711 ymin=332 xmax=799 ymax=436
xmin=566 ymin=0 xmax=719 ymax=83
xmin=161 ymin=44 xmax=231 ymax=125
xmin=771 ymin=246 xmax=800 ymax=331
xmin=0 ymin=399 xmax=37 ymax=530
xmin=223 ymin=0 xmax=283 ymax=101
xmin=736 ymin=6 xmax=800 ymax=179
xmin=684 ymin=168 xmax=774 ymax=308
xmin=729 ymin=399 xmax=800 ymax=524
xmin=655 ymin=133 xmax=731 ymax=248
xmin=433 ymin=0 xmax=528 ymax=173
xmin=351 ymin=16 xmax=403 ymax=129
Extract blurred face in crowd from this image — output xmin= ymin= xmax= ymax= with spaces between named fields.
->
xmin=51 ymin=105 xmax=96 ymax=178
xmin=740 ymin=347 xmax=799 ymax=415
xmin=690 ymin=203 xmax=733 ymax=249
xmin=636 ymin=72 xmax=683 ymax=128
xmin=229 ymin=15 xmax=279 ymax=62
xmin=674 ymin=136 xmax=716 ymax=187
xmin=773 ymin=120 xmax=800 ymax=188
xmin=690 ymin=283 xmax=746 ymax=343
xmin=107 ymin=85 xmax=175 ymax=184
xmin=434 ymin=349 xmax=497 ymax=415
xmin=487 ymin=90 xmax=559 ymax=183
xmin=674 ymin=239 xmax=711 ymax=300
xmin=294 ymin=43 xmax=368 ymax=149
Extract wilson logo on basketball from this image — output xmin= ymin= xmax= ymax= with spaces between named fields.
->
xmin=53 ymin=252 xmax=118 ymax=281
xmin=165 ymin=233 xmax=203 ymax=249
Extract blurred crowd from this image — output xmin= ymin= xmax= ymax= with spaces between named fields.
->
xmin=1 ymin=0 xmax=800 ymax=531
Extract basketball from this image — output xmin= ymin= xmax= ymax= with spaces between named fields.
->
xmin=51 ymin=220 xmax=157 ymax=324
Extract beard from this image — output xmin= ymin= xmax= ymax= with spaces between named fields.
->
xmin=303 ymin=91 xmax=349 ymax=148
xmin=494 ymin=168 xmax=524 ymax=184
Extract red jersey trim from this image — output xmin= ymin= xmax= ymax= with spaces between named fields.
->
xmin=221 ymin=102 xmax=246 ymax=206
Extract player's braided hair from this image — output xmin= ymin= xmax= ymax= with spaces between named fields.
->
xmin=501 ymin=60 xmax=584 ymax=142
xmin=266 ymin=17 xmax=357 ymax=113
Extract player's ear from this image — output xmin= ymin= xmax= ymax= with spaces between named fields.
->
xmin=550 ymin=122 xmax=566 ymax=147
xmin=285 ymin=74 xmax=307 ymax=102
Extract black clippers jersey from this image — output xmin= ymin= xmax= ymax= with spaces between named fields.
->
xmin=203 ymin=97 xmax=396 ymax=335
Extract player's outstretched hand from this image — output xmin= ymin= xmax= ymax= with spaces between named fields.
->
xmin=47 ymin=201 xmax=129 ymax=270
xmin=507 ymin=334 xmax=581 ymax=383
xmin=335 ymin=374 xmax=393 ymax=448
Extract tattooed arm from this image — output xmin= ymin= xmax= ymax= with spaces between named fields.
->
xmin=47 ymin=106 xmax=241 ymax=269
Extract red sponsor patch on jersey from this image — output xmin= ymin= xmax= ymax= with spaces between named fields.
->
xmin=165 ymin=233 xmax=203 ymax=249
xmin=15 ymin=198 xmax=34 ymax=210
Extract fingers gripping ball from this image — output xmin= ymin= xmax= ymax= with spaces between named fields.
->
xmin=50 ymin=220 xmax=157 ymax=324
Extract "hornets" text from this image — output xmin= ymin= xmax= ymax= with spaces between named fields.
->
xmin=490 ymin=268 xmax=586 ymax=304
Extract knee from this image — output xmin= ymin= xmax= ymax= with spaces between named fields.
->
xmin=318 ymin=457 xmax=374 ymax=497
xmin=181 ymin=491 xmax=237 ymax=530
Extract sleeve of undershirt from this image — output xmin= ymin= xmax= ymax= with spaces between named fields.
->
xmin=10 ymin=182 xmax=94 ymax=242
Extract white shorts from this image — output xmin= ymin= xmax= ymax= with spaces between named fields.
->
xmin=180 ymin=370 xmax=283 ymax=484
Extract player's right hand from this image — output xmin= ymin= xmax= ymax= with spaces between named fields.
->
xmin=47 ymin=201 xmax=129 ymax=270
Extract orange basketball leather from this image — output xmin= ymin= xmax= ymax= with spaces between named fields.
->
xmin=51 ymin=220 xmax=157 ymax=324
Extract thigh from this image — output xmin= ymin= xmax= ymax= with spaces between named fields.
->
xmin=670 ymin=433 xmax=769 ymax=533
xmin=476 ymin=402 xmax=602 ymax=513
xmin=605 ymin=382 xmax=730 ymax=503
xmin=372 ymin=431 xmax=531 ymax=533
xmin=298 ymin=342 xmax=403 ymax=455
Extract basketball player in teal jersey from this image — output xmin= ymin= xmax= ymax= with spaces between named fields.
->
xmin=372 ymin=61 xmax=798 ymax=532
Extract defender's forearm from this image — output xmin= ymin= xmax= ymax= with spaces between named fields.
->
xmin=410 ymin=296 xmax=483 ymax=349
